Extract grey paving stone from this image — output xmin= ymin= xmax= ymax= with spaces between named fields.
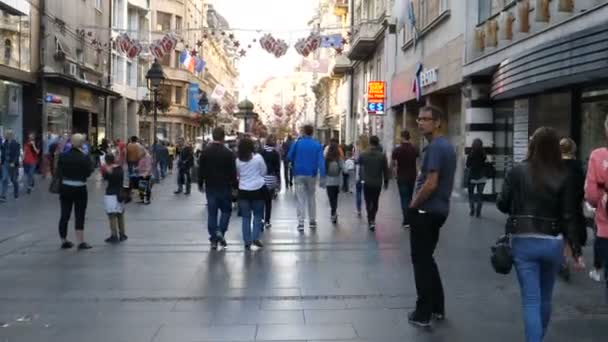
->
xmin=304 ymin=308 xmax=407 ymax=324
xmin=260 ymin=298 xmax=348 ymax=311
xmin=255 ymin=323 xmax=357 ymax=340
xmin=153 ymin=324 xmax=256 ymax=342
xmin=211 ymin=309 xmax=304 ymax=325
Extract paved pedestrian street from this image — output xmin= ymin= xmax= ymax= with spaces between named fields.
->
xmin=0 ymin=175 xmax=606 ymax=342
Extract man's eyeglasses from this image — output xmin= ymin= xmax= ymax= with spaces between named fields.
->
xmin=416 ymin=117 xmax=435 ymax=123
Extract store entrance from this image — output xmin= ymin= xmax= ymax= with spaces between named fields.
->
xmin=580 ymin=88 xmax=608 ymax=164
xmin=72 ymin=109 xmax=89 ymax=136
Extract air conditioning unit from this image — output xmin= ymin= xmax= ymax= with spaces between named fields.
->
xmin=65 ymin=63 xmax=79 ymax=78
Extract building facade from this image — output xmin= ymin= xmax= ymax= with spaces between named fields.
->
xmin=463 ymin=0 xmax=608 ymax=195
xmin=110 ymin=0 xmax=151 ymax=141
xmin=40 ymin=0 xmax=116 ymax=148
xmin=0 ymin=0 xmax=39 ymax=145
xmin=389 ymin=0 xmax=466 ymax=188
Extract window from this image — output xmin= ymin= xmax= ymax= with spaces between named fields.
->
xmin=126 ymin=61 xmax=134 ymax=87
xmin=160 ymin=52 xmax=171 ymax=67
xmin=95 ymin=0 xmax=102 ymax=12
xmin=175 ymin=86 xmax=183 ymax=105
xmin=479 ymin=0 xmax=514 ymax=23
xmin=175 ymin=16 xmax=182 ymax=31
xmin=112 ymin=54 xmax=124 ymax=84
xmin=156 ymin=11 xmax=172 ymax=32
xmin=76 ymin=49 xmax=84 ymax=64
xmin=402 ymin=0 xmax=451 ymax=44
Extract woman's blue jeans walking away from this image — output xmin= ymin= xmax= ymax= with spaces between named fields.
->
xmin=239 ymin=198 xmax=264 ymax=244
xmin=512 ymin=236 xmax=564 ymax=342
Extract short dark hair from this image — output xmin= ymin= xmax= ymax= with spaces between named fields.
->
xmin=104 ymin=153 xmax=115 ymax=164
xmin=401 ymin=130 xmax=410 ymax=140
xmin=369 ymin=135 xmax=380 ymax=146
xmin=212 ymin=127 xmax=225 ymax=142
xmin=420 ymin=105 xmax=443 ymax=121
xmin=130 ymin=136 xmax=138 ymax=143
xmin=237 ymin=137 xmax=255 ymax=162
xmin=303 ymin=124 xmax=314 ymax=136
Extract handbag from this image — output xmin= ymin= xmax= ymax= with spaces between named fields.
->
xmin=491 ymin=234 xmax=513 ymax=275
xmin=49 ymin=176 xmax=61 ymax=194
xmin=483 ymin=162 xmax=496 ymax=179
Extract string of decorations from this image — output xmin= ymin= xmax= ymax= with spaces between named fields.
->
xmin=75 ymin=27 xmax=352 ymax=61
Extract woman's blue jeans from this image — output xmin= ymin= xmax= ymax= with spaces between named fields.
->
xmin=238 ymin=198 xmax=264 ymax=244
xmin=512 ymin=236 xmax=564 ymax=342
xmin=355 ymin=181 xmax=363 ymax=212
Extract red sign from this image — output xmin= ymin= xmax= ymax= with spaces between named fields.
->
xmin=367 ymin=81 xmax=385 ymax=115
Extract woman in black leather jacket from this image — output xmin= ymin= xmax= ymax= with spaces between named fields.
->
xmin=497 ymin=127 xmax=584 ymax=342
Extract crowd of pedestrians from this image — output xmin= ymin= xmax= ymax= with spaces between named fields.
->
xmin=3 ymin=103 xmax=608 ymax=342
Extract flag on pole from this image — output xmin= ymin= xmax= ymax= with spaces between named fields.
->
xmin=187 ymin=56 xmax=196 ymax=73
xmin=179 ymin=49 xmax=188 ymax=65
xmin=195 ymin=57 xmax=206 ymax=73
xmin=407 ymin=0 xmax=419 ymax=49
xmin=412 ymin=63 xmax=423 ymax=102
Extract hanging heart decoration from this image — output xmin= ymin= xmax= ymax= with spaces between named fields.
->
xmin=294 ymin=33 xmax=321 ymax=57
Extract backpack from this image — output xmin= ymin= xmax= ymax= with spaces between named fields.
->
xmin=327 ymin=161 xmax=341 ymax=177
xmin=344 ymin=158 xmax=355 ymax=172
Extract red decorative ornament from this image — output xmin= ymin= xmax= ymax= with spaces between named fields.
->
xmin=239 ymin=49 xmax=247 ymax=57
xmin=234 ymin=41 xmax=240 ymax=48
xmin=346 ymin=32 xmax=352 ymax=36
xmin=253 ymin=38 xmax=257 ymax=43
xmin=87 ymin=31 xmax=93 ymax=37
xmin=203 ymin=34 xmax=208 ymax=39
xmin=247 ymin=44 xmax=252 ymax=49
xmin=342 ymin=37 xmax=348 ymax=45
xmin=196 ymin=40 xmax=203 ymax=47
xmin=228 ymin=33 xmax=234 ymax=40
xmin=335 ymin=47 xmax=343 ymax=55
xmin=220 ymin=31 xmax=225 ymax=36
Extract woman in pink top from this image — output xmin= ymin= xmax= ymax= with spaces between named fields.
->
xmin=584 ymin=116 xmax=608 ymax=284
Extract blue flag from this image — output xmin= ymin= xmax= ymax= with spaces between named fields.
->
xmin=179 ymin=50 xmax=188 ymax=65
xmin=320 ymin=34 xmax=343 ymax=48
xmin=195 ymin=57 xmax=206 ymax=73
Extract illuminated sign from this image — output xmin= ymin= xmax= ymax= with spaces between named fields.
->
xmin=367 ymin=81 xmax=385 ymax=115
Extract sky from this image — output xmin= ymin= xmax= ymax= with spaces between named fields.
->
xmin=210 ymin=0 xmax=317 ymax=98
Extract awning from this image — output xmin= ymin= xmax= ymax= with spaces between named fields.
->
xmin=43 ymin=73 xmax=120 ymax=97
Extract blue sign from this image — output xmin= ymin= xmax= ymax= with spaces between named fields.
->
xmin=367 ymin=102 xmax=384 ymax=114
xmin=188 ymin=83 xmax=200 ymax=113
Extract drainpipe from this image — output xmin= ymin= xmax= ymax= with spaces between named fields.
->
xmin=105 ymin=0 xmax=113 ymax=140
xmin=39 ymin=0 xmax=48 ymax=151
xmin=348 ymin=0 xmax=355 ymax=144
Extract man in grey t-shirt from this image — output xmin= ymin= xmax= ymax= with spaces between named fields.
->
xmin=407 ymin=105 xmax=457 ymax=328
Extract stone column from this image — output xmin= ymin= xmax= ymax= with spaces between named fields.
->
xmin=127 ymin=100 xmax=139 ymax=138
xmin=464 ymin=79 xmax=496 ymax=196
xmin=112 ymin=97 xmax=128 ymax=141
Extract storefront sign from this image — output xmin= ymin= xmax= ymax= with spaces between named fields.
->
xmin=513 ymin=99 xmax=529 ymax=163
xmin=420 ymin=68 xmax=438 ymax=88
xmin=74 ymin=88 xmax=94 ymax=111
xmin=367 ymin=81 xmax=385 ymax=115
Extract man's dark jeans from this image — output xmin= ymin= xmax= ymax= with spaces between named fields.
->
xmin=206 ymin=186 xmax=232 ymax=242
xmin=409 ymin=209 xmax=447 ymax=320
xmin=363 ymin=185 xmax=381 ymax=223
xmin=397 ymin=181 xmax=414 ymax=225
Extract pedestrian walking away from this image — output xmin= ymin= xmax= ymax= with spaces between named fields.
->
xmin=282 ymin=135 xmax=294 ymax=189
xmin=23 ymin=132 xmax=40 ymax=194
xmin=358 ymin=135 xmax=390 ymax=231
xmin=391 ymin=130 xmax=418 ymax=229
xmin=260 ymin=135 xmax=281 ymax=230
xmin=498 ymin=127 xmax=584 ymax=342
xmin=101 ymin=153 xmax=127 ymax=243
xmin=353 ymin=135 xmax=369 ymax=217
xmin=584 ymin=114 xmax=608 ymax=290
xmin=175 ymin=138 xmax=194 ymax=195
xmin=407 ymin=106 xmax=457 ymax=328
xmin=236 ymin=138 xmax=267 ymax=250
xmin=287 ymin=124 xmax=326 ymax=232
xmin=137 ymin=150 xmax=153 ymax=204
xmin=325 ymin=140 xmax=344 ymax=224
xmin=558 ymin=137 xmax=587 ymax=282
xmin=56 ymin=134 xmax=94 ymax=250
xmin=0 ymin=130 xmax=20 ymax=202
xmin=465 ymin=138 xmax=489 ymax=218
xmin=198 ymin=127 xmax=237 ymax=249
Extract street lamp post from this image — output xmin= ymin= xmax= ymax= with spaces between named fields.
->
xmin=146 ymin=59 xmax=166 ymax=143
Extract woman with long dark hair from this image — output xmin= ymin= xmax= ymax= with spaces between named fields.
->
xmin=325 ymin=141 xmax=343 ymax=224
xmin=497 ymin=127 xmax=584 ymax=342
xmin=236 ymin=138 xmax=267 ymax=249
xmin=466 ymin=138 xmax=487 ymax=217
xmin=260 ymin=135 xmax=281 ymax=229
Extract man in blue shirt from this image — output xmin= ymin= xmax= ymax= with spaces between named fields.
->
xmin=0 ymin=130 xmax=21 ymax=202
xmin=407 ymin=106 xmax=456 ymax=328
xmin=287 ymin=124 xmax=325 ymax=232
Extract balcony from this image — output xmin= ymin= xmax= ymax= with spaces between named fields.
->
xmin=347 ymin=21 xmax=385 ymax=60
xmin=331 ymin=55 xmax=353 ymax=77
xmin=333 ymin=0 xmax=348 ymax=16
xmin=164 ymin=67 xmax=190 ymax=83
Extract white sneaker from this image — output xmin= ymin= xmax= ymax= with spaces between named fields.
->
xmin=589 ymin=269 xmax=602 ymax=282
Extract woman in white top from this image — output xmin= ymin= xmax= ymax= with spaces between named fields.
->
xmin=236 ymin=137 xmax=267 ymax=249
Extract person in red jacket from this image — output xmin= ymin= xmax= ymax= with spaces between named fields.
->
xmin=23 ymin=132 xmax=40 ymax=194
